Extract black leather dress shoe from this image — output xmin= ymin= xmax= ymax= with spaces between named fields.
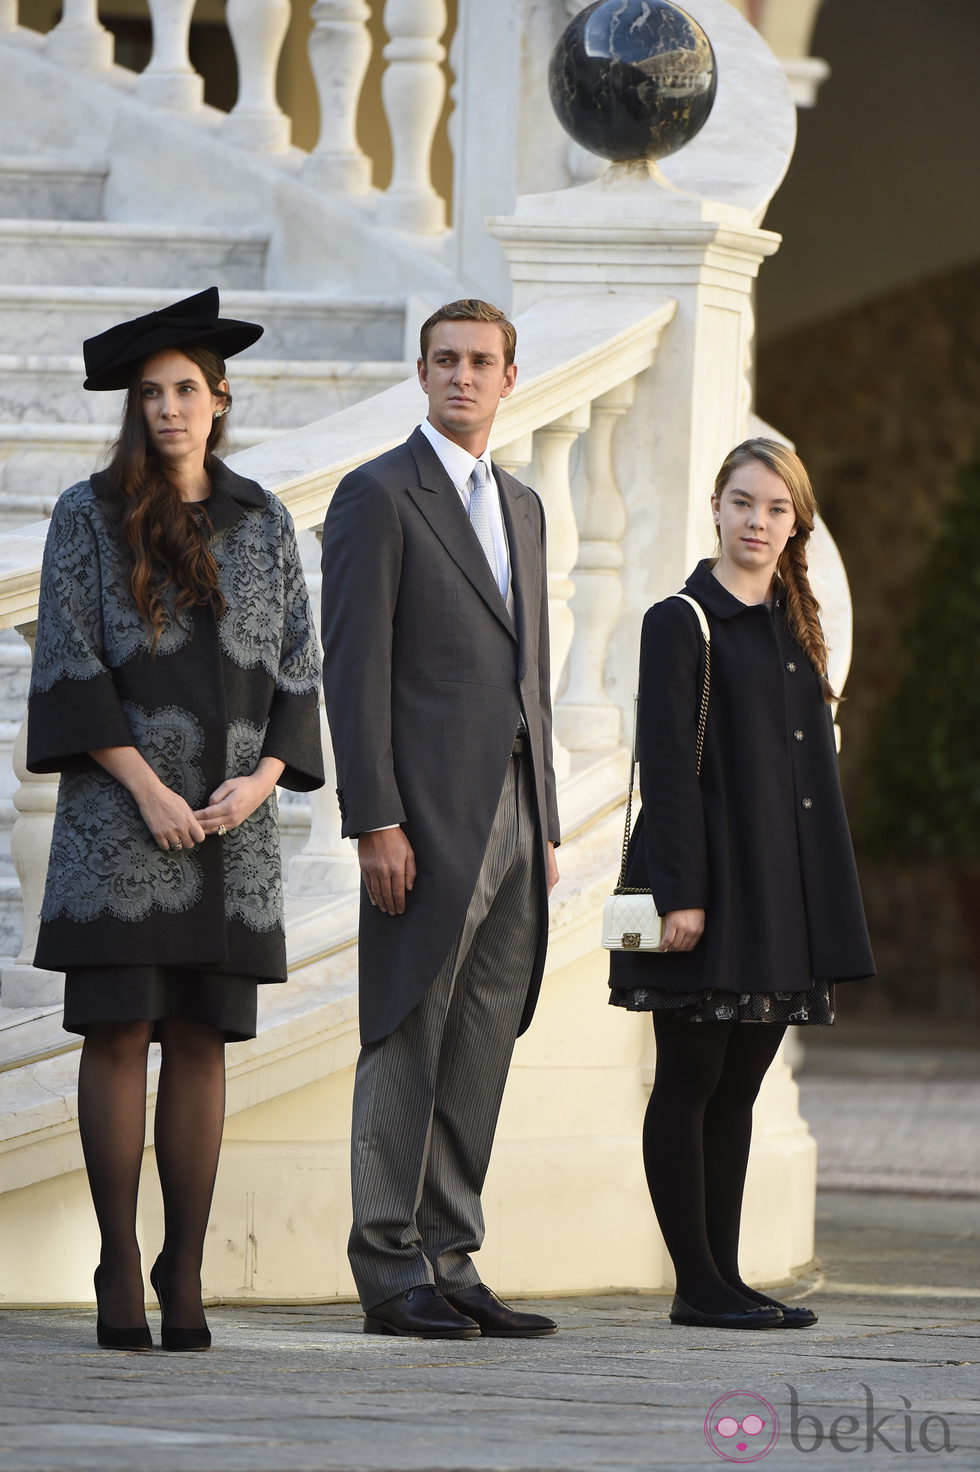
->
xmin=443 ymin=1284 xmax=558 ymax=1337
xmin=363 ymin=1284 xmax=480 ymax=1338
xmin=668 ymin=1294 xmax=783 ymax=1329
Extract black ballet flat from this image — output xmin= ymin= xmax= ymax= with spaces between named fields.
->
xmin=669 ymin=1293 xmax=783 ymax=1329
xmin=149 ymin=1256 xmax=212 ymax=1352
xmin=93 ymin=1266 xmax=152 ymax=1351
xmin=765 ymin=1300 xmax=818 ymax=1328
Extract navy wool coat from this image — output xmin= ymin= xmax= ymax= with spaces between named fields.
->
xmin=609 ymin=559 xmax=874 ymax=997
xmin=27 ymin=461 xmax=324 ymax=981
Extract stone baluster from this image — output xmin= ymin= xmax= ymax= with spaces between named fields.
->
xmin=529 ymin=408 xmax=591 ymax=781
xmin=557 ymin=381 xmax=636 ymax=752
xmin=136 ymin=0 xmax=203 ymax=113
xmin=379 ymin=0 xmax=447 ymax=233
xmin=303 ymin=0 xmax=372 ymax=194
xmin=223 ymin=0 xmax=291 ymax=153
xmin=45 ymin=0 xmax=114 ymax=71
xmin=287 ymin=706 xmax=359 ymax=897
xmin=287 ymin=535 xmax=358 ymax=897
xmin=0 ymin=627 xmax=61 ymax=1008
xmin=0 ymin=1 xmax=19 ymax=34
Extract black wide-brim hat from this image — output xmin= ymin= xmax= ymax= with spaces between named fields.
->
xmin=82 ymin=286 xmax=264 ymax=391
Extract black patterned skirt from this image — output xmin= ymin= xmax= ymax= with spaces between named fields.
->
xmin=609 ymin=980 xmax=836 ymax=1024
xmin=64 ymin=965 xmax=269 ymax=1043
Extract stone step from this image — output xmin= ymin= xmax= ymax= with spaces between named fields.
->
xmin=0 ymin=220 xmax=267 ymax=289
xmin=0 ymin=423 xmax=286 ymax=519
xmin=0 ymin=155 xmax=107 ymax=221
xmin=0 ymin=353 xmax=412 ymax=430
xmin=0 ymin=285 xmax=406 ymax=361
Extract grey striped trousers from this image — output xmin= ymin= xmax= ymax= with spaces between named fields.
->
xmin=348 ymin=752 xmax=543 ymax=1310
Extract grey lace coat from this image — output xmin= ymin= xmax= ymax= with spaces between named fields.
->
xmin=27 ymin=461 xmax=324 ymax=981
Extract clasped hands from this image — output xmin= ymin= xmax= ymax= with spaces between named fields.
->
xmin=138 ymin=768 xmax=281 ymax=853
xmin=359 ymin=829 xmax=561 ymax=916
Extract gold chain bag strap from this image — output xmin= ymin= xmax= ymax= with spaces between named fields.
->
xmin=601 ymin=593 xmax=711 ymax=951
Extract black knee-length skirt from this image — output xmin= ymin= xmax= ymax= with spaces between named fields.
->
xmin=63 ymin=965 xmax=273 ymax=1043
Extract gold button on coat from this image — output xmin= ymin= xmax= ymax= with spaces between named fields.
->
xmin=786 ymin=661 xmax=797 ymax=672
xmin=794 ymin=729 xmax=805 ymax=741
xmin=801 ymin=797 xmax=813 ymax=809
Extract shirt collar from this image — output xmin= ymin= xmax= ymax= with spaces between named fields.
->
xmin=419 ymin=418 xmax=492 ymax=492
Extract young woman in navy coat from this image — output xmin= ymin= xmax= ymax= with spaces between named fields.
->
xmin=610 ymin=438 xmax=874 ymax=1330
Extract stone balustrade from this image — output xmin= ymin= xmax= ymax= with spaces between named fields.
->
xmin=0 ymin=296 xmax=677 ymax=999
xmin=2 ymin=0 xmax=452 ymax=233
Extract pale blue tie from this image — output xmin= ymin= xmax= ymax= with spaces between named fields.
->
xmin=468 ymin=460 xmax=498 ymax=587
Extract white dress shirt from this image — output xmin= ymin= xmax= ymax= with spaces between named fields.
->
xmin=419 ymin=418 xmax=514 ymax=617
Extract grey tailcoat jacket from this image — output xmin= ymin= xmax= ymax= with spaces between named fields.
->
xmin=320 ymin=427 xmax=560 ymax=1045
xmin=609 ymin=559 xmax=874 ymax=997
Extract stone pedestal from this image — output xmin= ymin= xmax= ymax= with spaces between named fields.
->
xmin=491 ymin=171 xmax=780 ymax=734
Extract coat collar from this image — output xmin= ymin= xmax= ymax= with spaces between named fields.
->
xmin=405 ymin=426 xmax=518 ymax=642
xmin=89 ymin=457 xmax=265 ymax=536
xmin=684 ymin=558 xmax=781 ymax=620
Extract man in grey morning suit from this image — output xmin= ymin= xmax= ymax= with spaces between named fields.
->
xmin=320 ymin=299 xmax=561 ymax=1339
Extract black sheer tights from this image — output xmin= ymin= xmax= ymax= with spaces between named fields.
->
xmin=643 ymin=1014 xmax=787 ymax=1315
xmin=77 ymin=1016 xmax=226 ymax=1329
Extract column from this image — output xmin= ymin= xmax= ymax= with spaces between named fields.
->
xmin=45 ymin=0 xmax=114 ymax=71
xmin=378 ymin=0 xmax=447 ymax=233
xmin=1 ymin=626 xmax=61 ymax=1008
xmin=136 ymin=0 xmax=203 ymax=113
xmin=223 ymin=0 xmax=292 ymax=153
xmin=303 ymin=0 xmax=372 ymax=194
xmin=557 ymin=380 xmax=636 ymax=752
xmin=529 ymin=407 xmax=590 ymax=781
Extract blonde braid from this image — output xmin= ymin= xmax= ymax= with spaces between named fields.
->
xmin=778 ymin=534 xmax=837 ymax=702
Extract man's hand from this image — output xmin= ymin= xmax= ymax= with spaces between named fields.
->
xmin=546 ymin=841 xmax=560 ymax=897
xmin=358 ymin=828 xmax=417 ymax=915
xmin=660 ymin=908 xmax=705 ymax=952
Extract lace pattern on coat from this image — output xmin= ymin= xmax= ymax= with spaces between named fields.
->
xmin=214 ymin=501 xmax=321 ymax=695
xmin=31 ymin=485 xmax=189 ymax=692
xmin=221 ymin=718 xmax=282 ymax=933
xmin=41 ymin=704 xmax=205 ymax=924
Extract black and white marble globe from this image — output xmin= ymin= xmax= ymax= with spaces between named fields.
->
xmin=549 ymin=0 xmax=718 ymax=164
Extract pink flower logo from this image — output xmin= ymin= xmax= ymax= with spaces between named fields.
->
xmin=704 ymin=1391 xmax=780 ymax=1462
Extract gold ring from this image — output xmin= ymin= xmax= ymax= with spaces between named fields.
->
xmin=171 ymin=839 xmax=183 ymax=851
xmin=217 ymin=824 xmax=228 ymax=836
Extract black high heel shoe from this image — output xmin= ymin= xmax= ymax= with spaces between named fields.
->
xmin=149 ymin=1256 xmax=212 ymax=1352
xmin=93 ymin=1266 xmax=152 ymax=1351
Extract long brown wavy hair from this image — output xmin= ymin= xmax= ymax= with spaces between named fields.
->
xmin=102 ymin=344 xmax=231 ymax=648
xmin=713 ymin=438 xmax=838 ymax=702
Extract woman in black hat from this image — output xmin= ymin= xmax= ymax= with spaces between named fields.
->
xmin=27 ymin=288 xmax=324 ymax=1351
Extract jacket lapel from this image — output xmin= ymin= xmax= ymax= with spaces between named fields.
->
xmin=406 ymin=429 xmax=516 ymax=640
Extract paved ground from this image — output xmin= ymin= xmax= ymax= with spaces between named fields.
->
xmin=2 ymin=1054 xmax=978 ymax=1472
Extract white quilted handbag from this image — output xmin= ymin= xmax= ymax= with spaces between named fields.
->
xmin=601 ymin=594 xmax=711 ymax=952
